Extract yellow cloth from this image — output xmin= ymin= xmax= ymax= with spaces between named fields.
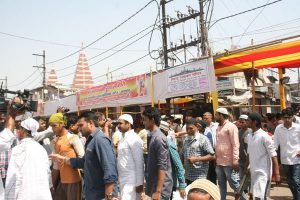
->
xmin=49 ymin=113 xmax=66 ymax=125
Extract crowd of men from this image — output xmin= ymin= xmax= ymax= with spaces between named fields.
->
xmin=0 ymin=96 xmax=299 ymax=200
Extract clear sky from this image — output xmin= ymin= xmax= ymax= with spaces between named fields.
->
xmin=0 ymin=0 xmax=299 ymax=92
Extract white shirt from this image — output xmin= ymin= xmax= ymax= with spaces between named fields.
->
xmin=117 ymin=129 xmax=144 ymax=187
xmin=209 ymin=122 xmax=218 ymax=148
xmin=0 ymin=128 xmax=16 ymax=200
xmin=247 ymin=128 xmax=277 ymax=198
xmin=5 ymin=138 xmax=52 ymax=200
xmin=274 ymin=123 xmax=300 ymax=165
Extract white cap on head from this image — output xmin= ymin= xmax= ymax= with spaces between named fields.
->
xmin=216 ymin=107 xmax=229 ymax=116
xmin=118 ymin=114 xmax=133 ymax=125
xmin=21 ymin=118 xmax=39 ymax=136
xmin=239 ymin=114 xmax=248 ymax=120
xmin=159 ymin=120 xmax=169 ymax=132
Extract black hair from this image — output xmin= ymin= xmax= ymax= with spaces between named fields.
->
xmin=188 ymin=188 xmax=213 ymax=200
xmin=79 ymin=111 xmax=99 ymax=127
xmin=185 ymin=118 xmax=197 ymax=126
xmin=66 ymin=116 xmax=78 ymax=129
xmin=174 ymin=118 xmax=181 ymax=125
xmin=186 ymin=110 xmax=194 ymax=117
xmin=266 ymin=113 xmax=276 ymax=121
xmin=281 ymin=107 xmax=294 ymax=117
xmin=34 ymin=116 xmax=47 ymax=122
xmin=248 ymin=112 xmax=263 ymax=128
xmin=142 ymin=107 xmax=161 ymax=126
xmin=196 ymin=120 xmax=208 ymax=129
xmin=219 ymin=112 xmax=229 ymax=119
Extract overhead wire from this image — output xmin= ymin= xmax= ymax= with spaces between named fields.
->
xmin=8 ymin=69 xmax=39 ymax=87
xmin=57 ymin=27 xmax=156 ymax=79
xmin=209 ymin=0 xmax=283 ymax=29
xmin=45 ymin=0 xmax=158 ymax=65
xmin=55 ymin=24 xmax=155 ymax=72
xmin=93 ymin=53 xmax=150 ymax=81
xmin=236 ymin=0 xmax=271 ymax=45
xmin=0 ymin=31 xmax=146 ymax=52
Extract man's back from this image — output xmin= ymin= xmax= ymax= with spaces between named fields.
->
xmin=5 ymin=138 xmax=51 ymax=200
xmin=146 ymin=128 xmax=173 ymax=199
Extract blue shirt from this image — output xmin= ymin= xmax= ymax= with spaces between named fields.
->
xmin=70 ymin=128 xmax=118 ymax=200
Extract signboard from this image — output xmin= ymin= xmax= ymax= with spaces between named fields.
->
xmin=217 ymin=79 xmax=234 ymax=91
xmin=160 ymin=58 xmax=216 ymax=98
xmin=77 ymin=74 xmax=147 ymax=106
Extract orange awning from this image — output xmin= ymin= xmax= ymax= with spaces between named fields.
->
xmin=214 ymin=40 xmax=300 ymax=76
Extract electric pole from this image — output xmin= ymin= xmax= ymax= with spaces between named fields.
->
xmin=161 ymin=0 xmax=169 ymax=68
xmin=199 ymin=0 xmax=208 ymax=56
xmin=33 ymin=50 xmax=46 ymax=102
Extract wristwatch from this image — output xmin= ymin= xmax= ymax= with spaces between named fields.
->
xmin=105 ymin=194 xmax=113 ymax=200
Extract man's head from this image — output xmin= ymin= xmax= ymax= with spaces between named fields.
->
xmin=195 ymin=120 xmax=207 ymax=133
xmin=185 ymin=111 xmax=194 ymax=121
xmin=159 ymin=120 xmax=170 ymax=136
xmin=118 ymin=114 xmax=133 ymax=133
xmin=239 ymin=114 xmax=248 ymax=130
xmin=96 ymin=112 xmax=106 ymax=128
xmin=186 ymin=118 xmax=198 ymax=136
xmin=247 ymin=112 xmax=263 ymax=130
xmin=187 ymin=179 xmax=220 ymax=200
xmin=17 ymin=118 xmax=39 ymax=140
xmin=77 ymin=111 xmax=99 ymax=137
xmin=214 ymin=108 xmax=229 ymax=123
xmin=49 ymin=113 xmax=67 ymax=136
xmin=34 ymin=116 xmax=47 ymax=132
xmin=203 ymin=112 xmax=213 ymax=124
xmin=66 ymin=116 xmax=79 ymax=134
xmin=281 ymin=107 xmax=294 ymax=127
xmin=142 ymin=107 xmax=161 ymax=131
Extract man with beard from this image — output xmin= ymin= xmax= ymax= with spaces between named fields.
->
xmin=182 ymin=118 xmax=215 ymax=185
xmin=50 ymin=111 xmax=118 ymax=200
xmin=246 ymin=112 xmax=280 ymax=199
xmin=117 ymin=114 xmax=144 ymax=200
xmin=214 ymin=108 xmax=243 ymax=200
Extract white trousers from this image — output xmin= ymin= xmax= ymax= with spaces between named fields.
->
xmin=120 ymin=183 xmax=141 ymax=200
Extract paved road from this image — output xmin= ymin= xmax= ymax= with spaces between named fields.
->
xmin=226 ymin=182 xmax=293 ymax=200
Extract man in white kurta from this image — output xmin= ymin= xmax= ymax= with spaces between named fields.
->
xmin=246 ymin=112 xmax=280 ymax=199
xmin=117 ymin=114 xmax=144 ymax=200
xmin=5 ymin=118 xmax=52 ymax=200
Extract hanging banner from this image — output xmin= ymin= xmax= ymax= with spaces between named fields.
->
xmin=76 ymin=74 xmax=147 ymax=107
xmin=154 ymin=58 xmax=216 ymax=99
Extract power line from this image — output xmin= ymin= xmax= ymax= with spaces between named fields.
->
xmin=209 ymin=0 xmax=283 ymax=29
xmin=46 ymin=0 xmax=157 ymax=65
xmin=56 ymin=24 xmax=155 ymax=72
xmin=57 ymin=28 xmax=154 ymax=79
xmin=93 ymin=53 xmax=150 ymax=80
xmin=0 ymin=31 xmax=147 ymax=52
xmin=8 ymin=69 xmax=39 ymax=87
xmin=237 ymin=0 xmax=271 ymax=45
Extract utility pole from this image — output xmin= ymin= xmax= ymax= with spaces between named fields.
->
xmin=33 ymin=50 xmax=46 ymax=102
xmin=199 ymin=0 xmax=207 ymax=56
xmin=161 ymin=0 xmax=169 ymax=68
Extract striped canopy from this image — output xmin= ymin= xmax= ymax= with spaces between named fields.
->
xmin=214 ymin=40 xmax=300 ymax=76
